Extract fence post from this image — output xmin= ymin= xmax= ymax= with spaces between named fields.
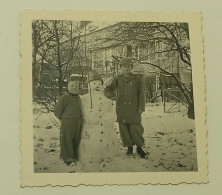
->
xmin=163 ymin=89 xmax=166 ymax=113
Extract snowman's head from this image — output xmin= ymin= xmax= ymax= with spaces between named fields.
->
xmin=89 ymin=80 xmax=103 ymax=91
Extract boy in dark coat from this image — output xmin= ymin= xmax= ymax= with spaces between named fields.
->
xmin=104 ymin=58 xmax=148 ymax=158
xmin=54 ymin=81 xmax=82 ymax=165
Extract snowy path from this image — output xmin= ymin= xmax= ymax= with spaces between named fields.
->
xmin=33 ymin=103 xmax=197 ymax=173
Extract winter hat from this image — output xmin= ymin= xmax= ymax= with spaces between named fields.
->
xmin=87 ymin=70 xmax=103 ymax=84
xmin=119 ymin=58 xmax=133 ymax=66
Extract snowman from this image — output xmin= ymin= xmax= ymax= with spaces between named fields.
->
xmin=78 ymin=70 xmax=119 ymax=171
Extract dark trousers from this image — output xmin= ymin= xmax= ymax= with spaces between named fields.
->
xmin=60 ymin=117 xmax=82 ymax=162
xmin=118 ymin=123 xmax=145 ymax=147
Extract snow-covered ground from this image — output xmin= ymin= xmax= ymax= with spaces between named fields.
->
xmin=33 ymin=101 xmax=197 ymax=173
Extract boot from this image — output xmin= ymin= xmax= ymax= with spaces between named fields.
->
xmin=136 ymin=147 xmax=148 ymax=158
xmin=126 ymin=146 xmax=133 ymax=156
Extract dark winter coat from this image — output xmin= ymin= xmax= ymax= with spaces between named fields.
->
xmin=104 ymin=73 xmax=145 ymax=124
xmin=54 ymin=91 xmax=82 ymax=120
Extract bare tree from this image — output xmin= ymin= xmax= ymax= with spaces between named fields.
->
xmin=32 ymin=20 xmax=83 ymax=110
xmin=95 ymin=22 xmax=194 ymax=119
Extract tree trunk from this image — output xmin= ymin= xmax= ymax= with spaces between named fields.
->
xmin=188 ymin=101 xmax=195 ymax=119
xmin=58 ymin=69 xmax=63 ymax=96
xmin=188 ymin=84 xmax=195 ymax=119
xmin=32 ymin=22 xmax=38 ymax=90
xmin=54 ymin=21 xmax=63 ymax=96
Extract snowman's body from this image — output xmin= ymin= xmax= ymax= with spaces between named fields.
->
xmin=78 ymin=81 xmax=119 ymax=171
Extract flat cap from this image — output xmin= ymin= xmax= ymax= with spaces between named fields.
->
xmin=119 ymin=58 xmax=133 ymax=66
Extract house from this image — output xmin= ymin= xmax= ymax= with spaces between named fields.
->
xmin=36 ymin=21 xmax=192 ymax=101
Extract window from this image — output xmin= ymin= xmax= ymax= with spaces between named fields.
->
xmin=139 ymin=43 xmax=148 ymax=60
xmin=155 ymin=40 xmax=163 ymax=57
xmin=126 ymin=45 xmax=132 ymax=57
xmin=112 ymin=46 xmax=124 ymax=58
xmin=148 ymin=41 xmax=155 ymax=60
xmin=41 ymin=73 xmax=52 ymax=87
xmin=92 ymin=51 xmax=104 ymax=69
xmin=134 ymin=46 xmax=139 ymax=59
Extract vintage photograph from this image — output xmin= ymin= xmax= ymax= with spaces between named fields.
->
xmin=20 ymin=11 xmax=207 ymax=186
xmin=32 ymin=20 xmax=197 ymax=173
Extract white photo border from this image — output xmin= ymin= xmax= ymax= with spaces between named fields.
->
xmin=20 ymin=10 xmax=208 ymax=186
